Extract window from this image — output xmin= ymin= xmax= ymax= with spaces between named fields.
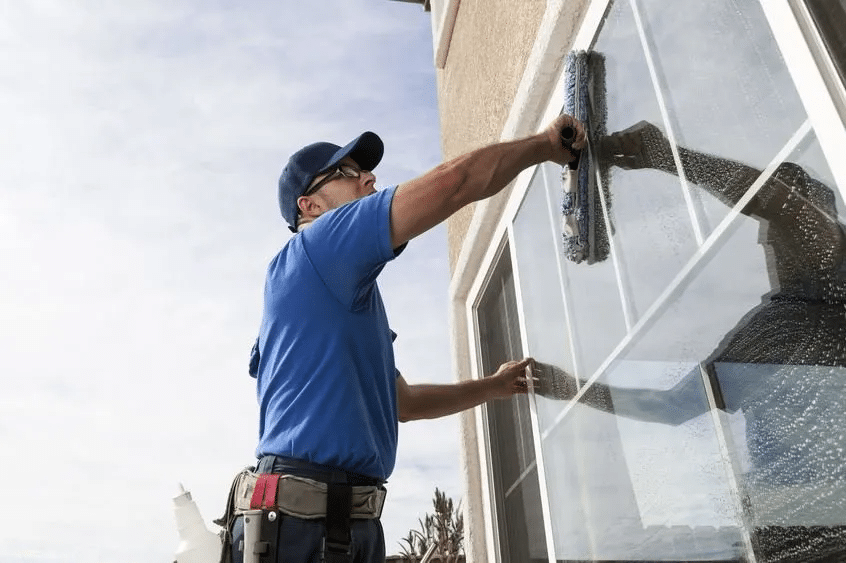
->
xmin=475 ymin=243 xmax=548 ymax=563
xmin=467 ymin=0 xmax=846 ymax=561
xmin=535 ymin=0 xmax=846 ymax=559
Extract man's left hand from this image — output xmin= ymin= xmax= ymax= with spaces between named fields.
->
xmin=488 ymin=358 xmax=534 ymax=398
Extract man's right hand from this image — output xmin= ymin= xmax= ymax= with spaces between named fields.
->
xmin=544 ymin=114 xmax=587 ymax=166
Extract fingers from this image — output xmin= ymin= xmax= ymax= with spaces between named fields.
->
xmin=514 ymin=357 xmax=534 ymax=370
xmin=571 ymin=119 xmax=587 ymax=150
xmin=493 ymin=358 xmax=534 ymax=396
xmin=497 ymin=357 xmax=532 ymax=370
xmin=560 ymin=115 xmax=587 ymax=150
xmin=547 ymin=115 xmax=587 ymax=164
xmin=514 ymin=376 xmax=529 ymax=394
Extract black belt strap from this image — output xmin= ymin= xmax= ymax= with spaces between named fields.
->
xmin=258 ymin=510 xmax=282 ymax=563
xmin=323 ymin=483 xmax=353 ymax=563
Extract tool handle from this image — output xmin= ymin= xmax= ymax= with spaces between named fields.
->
xmin=560 ymin=126 xmax=581 ymax=170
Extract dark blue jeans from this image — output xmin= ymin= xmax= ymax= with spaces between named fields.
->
xmin=229 ymin=456 xmax=386 ymax=563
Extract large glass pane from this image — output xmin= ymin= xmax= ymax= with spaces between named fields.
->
xmin=635 ymin=0 xmax=809 ymax=233
xmin=509 ymin=0 xmax=846 ymax=560
xmin=540 ymin=216 xmax=766 ymax=561
xmin=512 ymin=165 xmax=579 ymax=433
xmin=591 ymin=0 xmax=701 ymax=321
xmin=540 ymin=133 xmax=846 ymax=561
xmin=543 ymin=364 xmax=746 ymax=561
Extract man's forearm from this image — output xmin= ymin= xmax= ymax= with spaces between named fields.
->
xmin=442 ymin=133 xmax=554 ymax=207
xmin=398 ymin=379 xmax=498 ymax=422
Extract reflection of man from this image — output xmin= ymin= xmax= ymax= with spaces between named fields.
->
xmin=227 ymin=115 xmax=585 ymax=563
xmin=542 ymin=121 xmax=846 ymax=562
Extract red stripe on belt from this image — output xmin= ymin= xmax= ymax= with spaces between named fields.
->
xmin=250 ymin=474 xmax=281 ymax=509
xmin=263 ymin=474 xmax=280 ymax=508
xmin=250 ymin=475 xmax=267 ymax=509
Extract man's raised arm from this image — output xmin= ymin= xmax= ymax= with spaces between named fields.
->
xmin=390 ymin=114 xmax=585 ymax=249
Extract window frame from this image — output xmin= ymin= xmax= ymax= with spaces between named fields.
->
xmin=789 ymin=0 xmax=846 ymax=125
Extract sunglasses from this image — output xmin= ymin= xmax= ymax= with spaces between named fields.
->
xmin=303 ymin=164 xmax=363 ymax=197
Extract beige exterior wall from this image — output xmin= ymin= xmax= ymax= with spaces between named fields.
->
xmin=436 ymin=0 xmax=546 ymax=272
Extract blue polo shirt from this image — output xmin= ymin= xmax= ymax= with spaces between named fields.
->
xmin=253 ymin=186 xmax=403 ymax=480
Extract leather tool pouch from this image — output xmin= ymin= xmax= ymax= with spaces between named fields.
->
xmin=215 ymin=467 xmax=255 ymax=563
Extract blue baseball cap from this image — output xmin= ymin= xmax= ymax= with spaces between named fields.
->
xmin=278 ymin=131 xmax=384 ymax=232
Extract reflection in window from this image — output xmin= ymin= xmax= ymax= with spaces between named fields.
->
xmin=591 ymin=110 xmax=846 ymax=558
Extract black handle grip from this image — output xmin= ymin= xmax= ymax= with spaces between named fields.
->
xmin=560 ymin=126 xmax=581 ymax=170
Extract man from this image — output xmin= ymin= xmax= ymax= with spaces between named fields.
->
xmin=231 ymin=114 xmax=585 ymax=563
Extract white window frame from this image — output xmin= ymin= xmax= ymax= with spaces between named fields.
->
xmin=466 ymin=234 xmax=509 ymax=563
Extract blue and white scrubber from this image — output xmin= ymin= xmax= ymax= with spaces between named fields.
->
xmin=561 ymin=50 xmax=611 ymax=264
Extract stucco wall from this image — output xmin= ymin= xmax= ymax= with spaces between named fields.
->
xmin=436 ymin=0 xmax=547 ymax=273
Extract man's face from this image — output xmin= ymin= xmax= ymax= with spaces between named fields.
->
xmin=302 ymin=156 xmax=377 ymax=212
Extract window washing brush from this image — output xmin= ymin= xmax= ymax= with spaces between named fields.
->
xmin=560 ymin=50 xmax=612 ymax=264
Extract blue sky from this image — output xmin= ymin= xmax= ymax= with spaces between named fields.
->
xmin=0 ymin=1 xmax=460 ymax=560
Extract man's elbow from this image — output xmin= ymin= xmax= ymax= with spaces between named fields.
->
xmin=397 ymin=393 xmax=415 ymax=423
xmin=398 ymin=405 xmax=418 ymax=423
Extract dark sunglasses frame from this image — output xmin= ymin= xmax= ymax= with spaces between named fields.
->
xmin=303 ymin=164 xmax=363 ymax=197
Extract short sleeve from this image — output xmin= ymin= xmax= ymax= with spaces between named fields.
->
xmin=300 ymin=187 xmax=400 ymax=309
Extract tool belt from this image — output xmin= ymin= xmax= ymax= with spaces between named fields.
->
xmin=216 ymin=467 xmax=386 ymax=563
xmin=232 ymin=470 xmax=386 ymax=520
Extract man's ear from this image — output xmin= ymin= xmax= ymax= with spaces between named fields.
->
xmin=297 ymin=195 xmax=321 ymax=219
